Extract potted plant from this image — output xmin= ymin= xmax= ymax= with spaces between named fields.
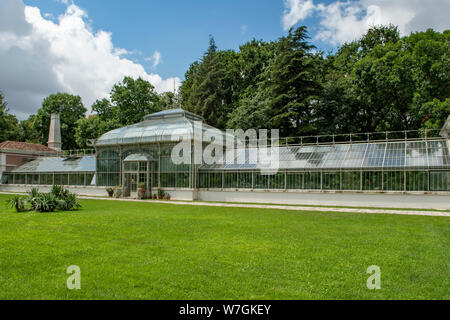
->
xmin=152 ymin=194 xmax=157 ymax=200
xmin=137 ymin=182 xmax=146 ymax=199
xmin=106 ymin=187 xmax=114 ymax=197
xmin=157 ymin=188 xmax=165 ymax=200
xmin=165 ymin=194 xmax=171 ymax=201
xmin=114 ymin=185 xmax=123 ymax=198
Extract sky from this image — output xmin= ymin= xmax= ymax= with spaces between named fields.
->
xmin=1 ymin=0 xmax=449 ymax=119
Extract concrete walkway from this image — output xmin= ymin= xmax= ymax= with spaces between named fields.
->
xmin=1 ymin=191 xmax=448 ymax=217
xmin=77 ymin=195 xmax=450 ymax=217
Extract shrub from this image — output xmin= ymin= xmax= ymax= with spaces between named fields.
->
xmin=114 ymin=186 xmax=123 ymax=198
xmin=33 ymin=193 xmax=58 ymax=212
xmin=51 ymin=185 xmax=69 ymax=199
xmin=6 ymin=196 xmax=27 ymax=212
xmin=7 ymin=185 xmax=81 ymax=213
xmin=27 ymin=188 xmax=40 ymax=210
xmin=57 ymin=193 xmax=81 ymax=211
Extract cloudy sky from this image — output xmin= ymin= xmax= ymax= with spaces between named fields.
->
xmin=0 ymin=0 xmax=449 ymax=119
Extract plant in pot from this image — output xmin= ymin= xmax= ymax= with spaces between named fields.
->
xmin=152 ymin=193 xmax=157 ymax=200
xmin=157 ymin=188 xmax=165 ymax=200
xmin=106 ymin=187 xmax=114 ymax=197
xmin=137 ymin=182 xmax=147 ymax=199
xmin=165 ymin=193 xmax=171 ymax=201
xmin=114 ymin=185 xmax=122 ymax=198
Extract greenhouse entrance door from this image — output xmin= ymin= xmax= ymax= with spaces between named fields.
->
xmin=122 ymin=153 xmax=154 ymax=198
xmin=125 ymin=172 xmax=138 ymax=197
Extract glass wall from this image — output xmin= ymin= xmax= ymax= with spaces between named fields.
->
xmin=96 ymin=149 xmax=120 ymax=187
xmin=196 ymin=170 xmax=450 ymax=192
xmin=2 ymin=172 xmax=95 ymax=186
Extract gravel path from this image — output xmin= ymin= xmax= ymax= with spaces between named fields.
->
xmin=79 ymin=196 xmax=450 ymax=217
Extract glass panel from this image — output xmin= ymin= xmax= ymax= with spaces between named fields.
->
xmin=254 ymin=172 xmax=269 ymax=189
xmin=238 ymin=172 xmax=252 ymax=188
xmin=209 ymin=172 xmax=222 ymax=188
xmin=406 ymin=171 xmax=428 ymax=191
xmin=384 ymin=143 xmax=405 ymax=168
xmin=406 ymin=141 xmax=428 ymax=167
xmin=430 ymin=171 xmax=450 ymax=191
xmin=363 ymin=143 xmax=386 ymax=168
xmin=342 ymin=171 xmax=360 ymax=190
xmin=198 ymin=172 xmax=209 ymax=188
xmin=287 ymin=172 xmax=303 ymax=189
xmin=269 ymin=172 xmax=285 ymax=189
xmin=224 ymin=172 xmax=238 ymax=188
xmin=304 ymin=172 xmax=321 ymax=189
xmin=323 ymin=172 xmax=340 ymax=190
xmin=341 ymin=144 xmax=367 ymax=168
xmin=363 ymin=171 xmax=382 ymax=191
xmin=383 ymin=171 xmax=404 ymax=191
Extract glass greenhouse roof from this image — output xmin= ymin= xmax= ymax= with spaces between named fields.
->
xmin=11 ymin=156 xmax=96 ymax=173
xmin=199 ymin=140 xmax=450 ymax=171
xmin=96 ymin=108 xmax=234 ymax=146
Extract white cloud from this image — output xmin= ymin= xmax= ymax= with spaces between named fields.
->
xmin=240 ymin=24 xmax=248 ymax=34
xmin=151 ymin=50 xmax=161 ymax=68
xmin=0 ymin=0 xmax=180 ymax=119
xmin=282 ymin=0 xmax=315 ymax=31
xmin=282 ymin=0 xmax=450 ymax=45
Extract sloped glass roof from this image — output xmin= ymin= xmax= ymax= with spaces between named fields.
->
xmin=199 ymin=140 xmax=450 ymax=171
xmin=11 ymin=156 xmax=96 ymax=173
xmin=96 ymin=108 xmax=234 ymax=146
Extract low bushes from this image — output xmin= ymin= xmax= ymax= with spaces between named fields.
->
xmin=6 ymin=185 xmax=81 ymax=213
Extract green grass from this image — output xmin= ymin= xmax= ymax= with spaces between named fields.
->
xmin=0 ymin=194 xmax=448 ymax=300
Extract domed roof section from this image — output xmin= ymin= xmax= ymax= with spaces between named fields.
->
xmin=95 ymin=109 xmax=233 ymax=146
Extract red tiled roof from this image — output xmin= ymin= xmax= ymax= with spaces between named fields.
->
xmin=0 ymin=141 xmax=58 ymax=153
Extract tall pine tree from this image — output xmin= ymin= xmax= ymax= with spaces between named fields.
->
xmin=266 ymin=26 xmax=320 ymax=136
xmin=187 ymin=36 xmax=227 ymax=129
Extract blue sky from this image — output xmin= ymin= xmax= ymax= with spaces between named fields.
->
xmin=2 ymin=0 xmax=448 ymax=117
xmin=23 ymin=0 xmax=336 ymax=80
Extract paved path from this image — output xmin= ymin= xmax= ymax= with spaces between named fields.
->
xmin=1 ymin=191 xmax=448 ymax=217
xmin=77 ymin=196 xmax=450 ymax=217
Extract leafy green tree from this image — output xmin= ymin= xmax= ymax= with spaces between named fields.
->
xmin=18 ymin=115 xmax=40 ymax=143
xmin=75 ymin=99 xmax=122 ymax=148
xmin=35 ymin=93 xmax=87 ymax=150
xmin=226 ymin=40 xmax=277 ymax=130
xmin=180 ymin=61 xmax=200 ymax=112
xmin=0 ymin=91 xmax=20 ymax=141
xmin=75 ymin=115 xmax=106 ymax=148
xmin=110 ymin=76 xmax=161 ymax=125
xmin=316 ymin=26 xmax=449 ymax=134
xmin=159 ymin=91 xmax=180 ymax=110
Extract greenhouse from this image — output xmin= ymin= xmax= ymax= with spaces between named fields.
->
xmin=1 ymin=109 xmax=449 ymax=196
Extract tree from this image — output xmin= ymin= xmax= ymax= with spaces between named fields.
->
xmin=226 ymin=40 xmax=277 ymax=130
xmin=265 ymin=26 xmax=320 ymax=136
xmin=75 ymin=115 xmax=107 ymax=148
xmin=35 ymin=93 xmax=87 ymax=150
xmin=110 ymin=76 xmax=161 ymax=125
xmin=184 ymin=36 xmax=229 ymax=129
xmin=160 ymin=91 xmax=180 ymax=110
xmin=0 ymin=91 xmax=19 ymax=141
xmin=18 ymin=115 xmax=40 ymax=143
xmin=316 ymin=26 xmax=449 ymax=134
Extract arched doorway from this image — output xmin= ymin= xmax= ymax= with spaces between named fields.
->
xmin=122 ymin=153 xmax=154 ymax=198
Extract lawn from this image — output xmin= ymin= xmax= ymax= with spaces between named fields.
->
xmin=0 ymin=193 xmax=448 ymax=300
